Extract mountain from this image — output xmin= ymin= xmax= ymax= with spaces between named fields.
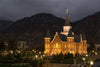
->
xmin=1 ymin=12 xmax=100 ymax=47
xmin=0 ymin=20 xmax=13 ymax=32
xmin=72 ymin=12 xmax=100 ymax=44
xmin=2 ymin=13 xmax=65 ymax=46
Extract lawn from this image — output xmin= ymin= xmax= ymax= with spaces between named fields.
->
xmin=0 ymin=65 xmax=9 ymax=67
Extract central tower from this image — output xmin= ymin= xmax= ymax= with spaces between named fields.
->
xmin=61 ymin=9 xmax=72 ymax=36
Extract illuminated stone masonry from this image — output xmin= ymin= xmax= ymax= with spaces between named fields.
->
xmin=44 ymin=9 xmax=87 ymax=56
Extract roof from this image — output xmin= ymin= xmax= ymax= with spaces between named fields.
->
xmin=50 ymin=31 xmax=86 ymax=43
xmin=51 ymin=32 xmax=81 ymax=42
xmin=68 ymin=29 xmax=74 ymax=37
xmin=58 ymin=33 xmax=67 ymax=41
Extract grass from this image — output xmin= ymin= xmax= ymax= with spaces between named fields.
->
xmin=0 ymin=65 xmax=9 ymax=67
xmin=0 ymin=63 xmax=32 ymax=67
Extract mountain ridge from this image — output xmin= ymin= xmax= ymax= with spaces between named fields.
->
xmin=0 ymin=12 xmax=100 ymax=47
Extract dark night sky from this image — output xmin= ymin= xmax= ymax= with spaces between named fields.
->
xmin=0 ymin=0 xmax=100 ymax=22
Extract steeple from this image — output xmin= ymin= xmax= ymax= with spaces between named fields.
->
xmin=60 ymin=9 xmax=72 ymax=36
xmin=64 ymin=9 xmax=70 ymax=26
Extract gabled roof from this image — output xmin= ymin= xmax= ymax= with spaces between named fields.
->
xmin=51 ymin=32 xmax=62 ymax=43
xmin=58 ymin=33 xmax=67 ymax=41
xmin=51 ymin=32 xmax=81 ymax=43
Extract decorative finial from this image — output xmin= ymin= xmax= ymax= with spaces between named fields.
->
xmin=66 ymin=9 xmax=68 ymax=14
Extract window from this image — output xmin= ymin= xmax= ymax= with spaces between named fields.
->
xmin=56 ymin=43 xmax=58 ymax=48
xmin=65 ymin=45 xmax=66 ymax=48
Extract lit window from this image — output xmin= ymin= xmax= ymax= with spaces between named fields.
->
xmin=56 ymin=43 xmax=58 ymax=48
xmin=65 ymin=45 xmax=66 ymax=48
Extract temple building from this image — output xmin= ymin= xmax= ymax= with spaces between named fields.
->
xmin=44 ymin=9 xmax=87 ymax=56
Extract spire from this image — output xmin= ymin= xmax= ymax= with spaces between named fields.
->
xmin=64 ymin=9 xmax=70 ymax=26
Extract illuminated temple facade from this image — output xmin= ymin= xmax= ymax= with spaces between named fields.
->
xmin=44 ymin=9 xmax=87 ymax=56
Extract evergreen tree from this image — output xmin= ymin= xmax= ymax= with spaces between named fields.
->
xmin=0 ymin=39 xmax=5 ymax=51
xmin=58 ymin=52 xmax=63 ymax=60
xmin=64 ymin=53 xmax=68 ymax=59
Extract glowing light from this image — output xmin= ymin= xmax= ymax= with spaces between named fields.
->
xmin=35 ymin=55 xmax=38 ymax=58
xmin=56 ymin=43 xmax=58 ymax=48
xmin=82 ymin=58 xmax=85 ymax=61
xmin=34 ymin=51 xmax=36 ymax=53
xmin=43 ymin=54 xmax=45 ymax=57
xmin=10 ymin=50 xmax=13 ymax=54
xmin=4 ymin=50 xmax=7 ymax=52
xmin=70 ymin=51 xmax=73 ymax=54
xmin=65 ymin=45 xmax=66 ymax=48
xmin=95 ymin=52 xmax=97 ymax=55
xmin=92 ymin=50 xmax=94 ymax=53
xmin=90 ymin=61 xmax=94 ymax=65
xmin=18 ymin=51 xmax=21 ymax=54
xmin=44 ymin=51 xmax=46 ymax=54
xmin=39 ymin=52 xmax=41 ymax=54
xmin=52 ymin=52 xmax=54 ymax=54
xmin=32 ymin=49 xmax=34 ymax=52
xmin=86 ymin=54 xmax=88 ymax=57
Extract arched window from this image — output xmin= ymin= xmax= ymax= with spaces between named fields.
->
xmin=56 ymin=43 xmax=59 ymax=48
xmin=65 ymin=44 xmax=66 ymax=48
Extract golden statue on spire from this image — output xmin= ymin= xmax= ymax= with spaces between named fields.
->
xmin=64 ymin=9 xmax=70 ymax=26
xmin=66 ymin=9 xmax=68 ymax=14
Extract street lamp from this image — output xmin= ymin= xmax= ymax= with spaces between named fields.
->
xmin=32 ymin=49 xmax=34 ymax=52
xmin=10 ymin=50 xmax=13 ymax=54
xmin=82 ymin=57 xmax=86 ymax=65
xmin=92 ymin=50 xmax=94 ymax=53
xmin=95 ymin=52 xmax=97 ymax=55
xmin=82 ymin=58 xmax=85 ymax=61
xmin=34 ymin=51 xmax=36 ymax=53
xmin=43 ymin=54 xmax=45 ymax=57
xmin=39 ymin=52 xmax=41 ymax=54
xmin=35 ymin=55 xmax=38 ymax=58
xmin=86 ymin=54 xmax=88 ymax=57
xmin=90 ymin=61 xmax=94 ymax=67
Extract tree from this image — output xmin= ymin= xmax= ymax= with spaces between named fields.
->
xmin=0 ymin=38 xmax=5 ymax=51
xmin=58 ymin=52 xmax=64 ymax=60
xmin=68 ymin=52 xmax=73 ymax=58
xmin=64 ymin=53 xmax=68 ymax=59
xmin=75 ymin=53 xmax=80 ymax=58
xmin=97 ymin=47 xmax=100 ymax=55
